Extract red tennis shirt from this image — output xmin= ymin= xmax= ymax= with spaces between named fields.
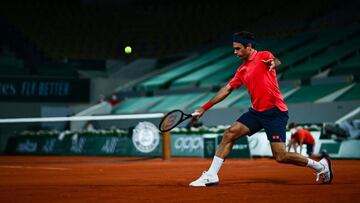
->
xmin=291 ymin=128 xmax=315 ymax=145
xmin=228 ymin=50 xmax=288 ymax=112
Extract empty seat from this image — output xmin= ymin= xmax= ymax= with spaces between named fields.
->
xmin=335 ymin=83 xmax=360 ymax=101
xmin=285 ymin=83 xmax=348 ymax=103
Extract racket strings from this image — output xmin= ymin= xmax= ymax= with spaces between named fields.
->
xmin=160 ymin=111 xmax=183 ymax=132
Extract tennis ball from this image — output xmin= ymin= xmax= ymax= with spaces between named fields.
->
xmin=124 ymin=46 xmax=132 ymax=54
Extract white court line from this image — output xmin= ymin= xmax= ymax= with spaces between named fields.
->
xmin=0 ymin=165 xmax=69 ymax=170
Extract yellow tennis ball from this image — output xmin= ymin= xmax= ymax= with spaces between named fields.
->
xmin=124 ymin=46 xmax=132 ymax=54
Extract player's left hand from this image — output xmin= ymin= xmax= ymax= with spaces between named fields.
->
xmin=262 ymin=59 xmax=276 ymax=71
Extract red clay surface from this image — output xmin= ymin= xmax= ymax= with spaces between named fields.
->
xmin=0 ymin=156 xmax=359 ymax=203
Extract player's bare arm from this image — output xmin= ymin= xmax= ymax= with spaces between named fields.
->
xmin=194 ymin=84 xmax=234 ymax=118
xmin=292 ymin=141 xmax=298 ymax=153
xmin=287 ymin=138 xmax=295 ymax=152
xmin=288 ymin=138 xmax=297 ymax=153
xmin=299 ymin=139 xmax=304 ymax=154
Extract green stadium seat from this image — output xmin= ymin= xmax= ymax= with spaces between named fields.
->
xmin=335 ymin=83 xmax=360 ymax=101
xmin=148 ymin=93 xmax=206 ymax=112
xmin=285 ymin=83 xmax=348 ymax=103
xmin=279 ymin=85 xmax=297 ymax=98
xmin=171 ymin=56 xmax=240 ymax=88
xmin=330 ymin=55 xmax=360 ymax=76
xmin=278 ymin=28 xmax=359 ymax=73
xmin=112 ymin=96 xmax=164 ymax=114
xmin=282 ymin=36 xmax=360 ymax=80
xmin=198 ymin=65 xmax=238 ymax=88
xmin=268 ymin=33 xmax=315 ymax=56
xmin=137 ymin=47 xmax=232 ymax=91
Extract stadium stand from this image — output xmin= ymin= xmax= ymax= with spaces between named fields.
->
xmin=285 ymin=83 xmax=350 ymax=103
xmin=170 ymin=55 xmax=240 ymax=89
xmin=330 ymin=54 xmax=360 ymax=78
xmin=280 ymin=25 xmax=359 ymax=77
xmin=265 ymin=32 xmax=316 ymax=58
xmin=198 ymin=65 xmax=239 ymax=88
xmin=112 ymin=96 xmax=165 ymax=114
xmin=137 ymin=47 xmax=232 ymax=91
xmin=282 ymin=35 xmax=360 ymax=80
xmin=148 ymin=93 xmax=206 ymax=113
xmin=335 ymin=83 xmax=360 ymax=101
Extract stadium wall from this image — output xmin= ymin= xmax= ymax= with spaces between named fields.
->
xmin=5 ymin=131 xmax=360 ymax=159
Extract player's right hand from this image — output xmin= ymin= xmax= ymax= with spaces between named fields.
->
xmin=193 ymin=108 xmax=205 ymax=119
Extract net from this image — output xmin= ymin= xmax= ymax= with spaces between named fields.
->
xmin=0 ymin=113 xmax=171 ymax=160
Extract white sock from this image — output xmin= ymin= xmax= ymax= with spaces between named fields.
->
xmin=208 ymin=156 xmax=224 ymax=175
xmin=307 ymin=158 xmax=323 ymax=172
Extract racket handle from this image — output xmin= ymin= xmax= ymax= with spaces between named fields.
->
xmin=191 ymin=112 xmax=200 ymax=117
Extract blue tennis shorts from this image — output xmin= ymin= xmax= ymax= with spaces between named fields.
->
xmin=237 ymin=107 xmax=289 ymax=142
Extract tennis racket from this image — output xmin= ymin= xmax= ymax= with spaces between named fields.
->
xmin=159 ymin=109 xmax=200 ymax=132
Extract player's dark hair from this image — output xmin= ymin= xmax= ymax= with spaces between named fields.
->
xmin=288 ymin=122 xmax=297 ymax=129
xmin=233 ymin=31 xmax=256 ymax=48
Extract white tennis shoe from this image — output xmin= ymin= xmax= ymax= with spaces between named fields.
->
xmin=316 ymin=157 xmax=333 ymax=184
xmin=189 ymin=171 xmax=219 ymax=187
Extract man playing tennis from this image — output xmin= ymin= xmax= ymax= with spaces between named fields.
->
xmin=189 ymin=31 xmax=333 ymax=186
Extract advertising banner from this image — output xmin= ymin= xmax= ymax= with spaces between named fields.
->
xmin=0 ymin=76 xmax=90 ymax=102
xmin=6 ymin=134 xmax=161 ymax=157
xmin=171 ymin=134 xmax=204 ymax=157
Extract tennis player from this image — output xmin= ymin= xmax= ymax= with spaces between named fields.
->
xmin=189 ymin=31 xmax=333 ymax=186
xmin=287 ymin=122 xmax=315 ymax=157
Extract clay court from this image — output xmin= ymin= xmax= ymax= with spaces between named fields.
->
xmin=0 ymin=156 xmax=359 ymax=203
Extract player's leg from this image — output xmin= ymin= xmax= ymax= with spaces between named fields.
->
xmin=271 ymin=142 xmax=310 ymax=166
xmin=206 ymin=121 xmax=251 ymax=176
xmin=263 ymin=108 xmax=333 ymax=183
xmin=215 ymin=121 xmax=251 ymax=158
xmin=260 ymin=107 xmax=315 ymax=165
xmin=189 ymin=121 xmax=251 ymax=187
xmin=189 ymin=110 xmax=261 ymax=187
xmin=270 ymin=143 xmax=333 ymax=183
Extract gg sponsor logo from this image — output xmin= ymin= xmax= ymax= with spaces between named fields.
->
xmin=132 ymin=121 xmax=160 ymax=153
xmin=174 ymin=136 xmax=203 ymax=152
